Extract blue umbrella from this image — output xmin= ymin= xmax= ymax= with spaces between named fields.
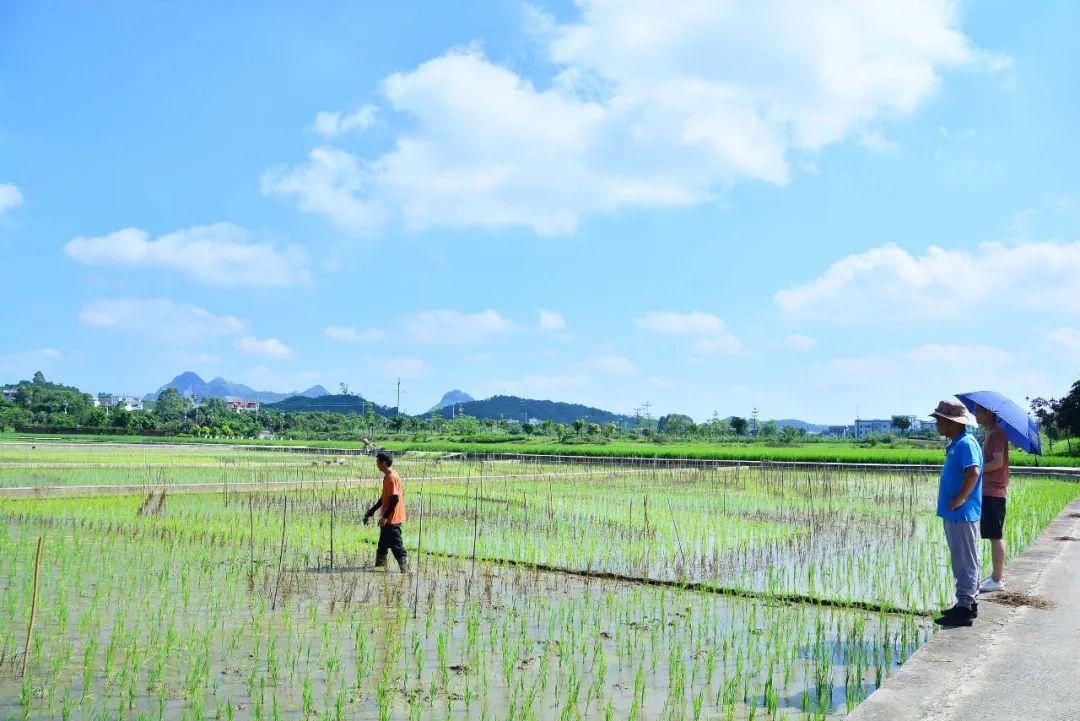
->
xmin=956 ymin=390 xmax=1042 ymax=455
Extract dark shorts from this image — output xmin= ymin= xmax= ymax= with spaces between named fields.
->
xmin=981 ymin=496 xmax=1007 ymax=540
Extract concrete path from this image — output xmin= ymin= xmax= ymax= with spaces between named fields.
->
xmin=850 ymin=496 xmax=1080 ymax=721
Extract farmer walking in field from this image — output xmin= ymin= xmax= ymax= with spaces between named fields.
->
xmin=974 ymin=403 xmax=1009 ymax=592
xmin=363 ymin=451 xmax=411 ymax=574
xmin=931 ymin=399 xmax=983 ymax=627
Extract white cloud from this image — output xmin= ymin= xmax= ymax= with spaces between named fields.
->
xmin=261 ymin=147 xmax=385 ymax=234
xmin=403 ymin=309 xmax=514 ymax=344
xmin=79 ymin=298 xmax=247 ymax=344
xmin=368 ymin=356 xmax=428 ymax=379
xmin=168 ymin=351 xmax=222 ymax=367
xmin=65 ymin=222 xmax=310 ymax=286
xmin=234 ymin=336 xmax=294 ymax=359
xmin=0 ymin=348 xmax=62 ymax=371
xmin=636 ymin=310 xmax=743 ymax=355
xmin=312 ymin=105 xmax=379 ymax=138
xmin=635 ymin=310 xmax=728 ymax=335
xmin=783 ymin=334 xmax=816 ymax=351
xmin=488 ymin=371 xmax=592 ymax=399
xmin=1046 ymin=327 xmax=1080 ymax=359
xmin=0 ymin=183 xmax=23 ymax=217
xmin=857 ymin=129 xmax=900 ymax=153
xmin=902 ymin=343 xmax=1012 ymax=366
xmin=775 ymin=241 xmax=1080 ymax=321
xmin=266 ymin=2 xmax=999 ymax=234
xmin=325 ymin=325 xmax=386 ymax=343
xmin=804 ymin=342 xmax=1027 ymax=418
xmin=580 ymin=354 xmax=636 ymax=376
xmin=692 ymin=336 xmax=744 ymax=355
xmin=538 ymin=309 xmax=567 ymax=331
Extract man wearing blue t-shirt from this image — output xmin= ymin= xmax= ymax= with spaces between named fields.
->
xmin=931 ymin=399 xmax=984 ymax=627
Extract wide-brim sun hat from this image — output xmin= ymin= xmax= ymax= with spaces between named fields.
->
xmin=930 ymin=398 xmax=976 ymax=425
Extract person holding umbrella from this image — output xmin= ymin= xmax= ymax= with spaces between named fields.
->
xmin=956 ymin=391 xmax=1043 ymax=593
xmin=931 ymin=399 xmax=983 ymax=627
xmin=974 ymin=403 xmax=1009 ymax=592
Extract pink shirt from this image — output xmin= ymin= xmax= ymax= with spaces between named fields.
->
xmin=981 ymin=427 xmax=1009 ymax=498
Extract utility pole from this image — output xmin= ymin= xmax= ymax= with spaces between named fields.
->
xmin=396 ymin=378 xmax=401 ymax=415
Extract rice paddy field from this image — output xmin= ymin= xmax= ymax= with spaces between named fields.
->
xmin=0 ymin=443 xmax=1076 ymax=720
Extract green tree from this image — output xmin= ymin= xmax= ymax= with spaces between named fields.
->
xmin=779 ymin=425 xmax=802 ymax=444
xmin=1029 ymin=397 xmax=1060 ymax=452
xmin=730 ymin=416 xmax=749 ymax=436
xmin=1056 ymin=381 xmax=1080 ymax=454
xmin=572 ymin=418 xmax=586 ymax=436
xmin=760 ymin=420 xmax=779 ymax=438
xmin=891 ymin=415 xmax=912 ymax=435
xmin=657 ymin=413 xmax=695 ymax=440
xmin=154 ymin=388 xmax=191 ymax=424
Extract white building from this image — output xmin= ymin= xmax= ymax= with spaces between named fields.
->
xmin=2 ymin=387 xmax=17 ymax=402
xmin=98 ymin=394 xmax=143 ymax=412
xmin=854 ymin=419 xmax=893 ymax=438
xmin=823 ymin=425 xmax=853 ymax=438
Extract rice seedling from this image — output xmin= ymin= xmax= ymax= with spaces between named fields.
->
xmin=0 ymin=446 xmax=1074 ymax=719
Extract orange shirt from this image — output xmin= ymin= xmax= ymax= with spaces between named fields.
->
xmin=982 ymin=427 xmax=1009 ymax=498
xmin=380 ymin=469 xmax=405 ymax=524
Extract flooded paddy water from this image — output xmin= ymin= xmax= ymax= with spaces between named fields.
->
xmin=0 ymin=447 xmax=1075 ymax=720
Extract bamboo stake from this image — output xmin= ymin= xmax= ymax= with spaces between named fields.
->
xmin=667 ymin=498 xmax=687 ymax=574
xmin=248 ymin=492 xmax=255 ymax=579
xmin=21 ymin=535 xmax=44 ymax=678
xmin=271 ymin=495 xmax=287 ymax=610
xmin=412 ymin=491 xmax=424 ymax=619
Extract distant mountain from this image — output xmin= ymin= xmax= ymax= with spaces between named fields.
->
xmin=771 ymin=418 xmax=828 ymax=434
xmin=264 ymin=393 xmax=396 ymax=416
xmin=148 ymin=372 xmax=329 ymax=404
xmin=427 ymin=394 xmax=635 ymax=426
xmin=429 ymin=389 xmax=475 ymax=412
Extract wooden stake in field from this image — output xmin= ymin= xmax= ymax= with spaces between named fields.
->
xmin=470 ymin=486 xmax=480 ymax=578
xmin=329 ymin=484 xmax=336 ymax=570
xmin=667 ymin=498 xmax=687 ymax=576
xmin=248 ymin=492 xmax=255 ymax=580
xmin=412 ymin=490 xmax=424 ymax=620
xmin=271 ymin=495 xmax=287 ymax=610
xmin=21 ymin=535 xmax=44 ymax=678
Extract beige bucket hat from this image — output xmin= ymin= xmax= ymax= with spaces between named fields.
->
xmin=930 ymin=398 xmax=976 ymax=425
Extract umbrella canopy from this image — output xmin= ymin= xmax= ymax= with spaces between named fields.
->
xmin=956 ymin=390 xmax=1042 ymax=455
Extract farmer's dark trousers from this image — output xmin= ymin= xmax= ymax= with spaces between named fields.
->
xmin=375 ymin=524 xmax=407 ymax=565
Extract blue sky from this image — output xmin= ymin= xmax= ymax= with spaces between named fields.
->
xmin=2 ymin=0 xmax=1078 ymax=423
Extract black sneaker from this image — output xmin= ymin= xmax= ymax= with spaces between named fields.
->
xmin=934 ymin=605 xmax=974 ymax=627
xmin=939 ymin=601 xmax=977 ymax=619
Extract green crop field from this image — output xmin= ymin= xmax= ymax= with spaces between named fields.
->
xmin=0 ymin=445 xmax=1076 ymax=720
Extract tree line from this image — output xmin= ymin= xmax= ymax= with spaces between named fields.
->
xmin=5 ymin=371 xmax=1077 ymax=451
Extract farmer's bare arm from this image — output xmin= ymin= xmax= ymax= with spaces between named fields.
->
xmin=984 ymin=449 xmax=1005 ymax=473
xmin=949 ymin=465 xmax=981 ymax=510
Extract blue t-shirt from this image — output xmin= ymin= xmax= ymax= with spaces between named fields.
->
xmin=937 ymin=429 xmax=983 ymax=522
